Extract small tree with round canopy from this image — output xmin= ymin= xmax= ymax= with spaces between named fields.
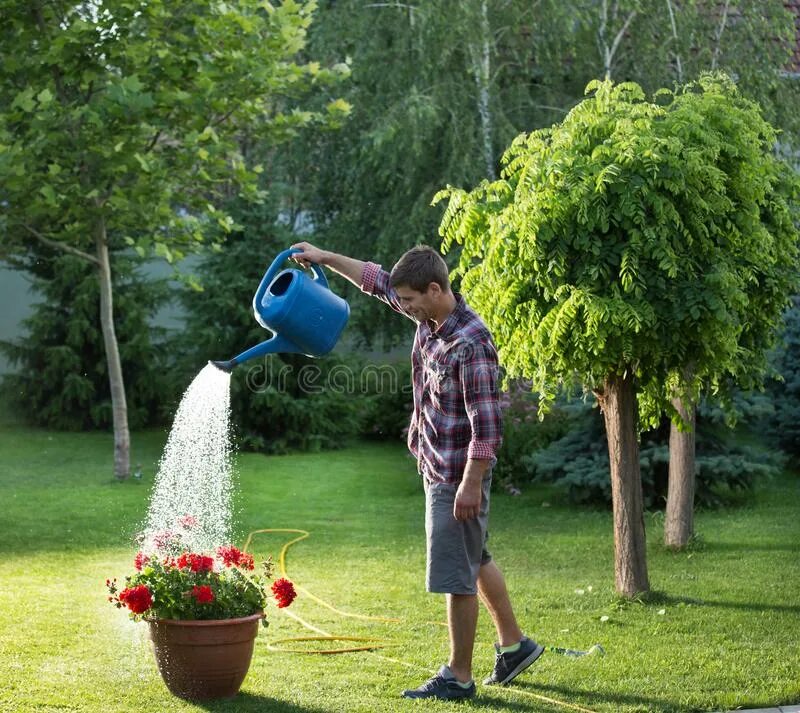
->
xmin=434 ymin=75 xmax=799 ymax=596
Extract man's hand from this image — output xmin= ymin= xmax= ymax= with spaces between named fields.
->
xmin=290 ymin=241 xmax=329 ymax=269
xmin=454 ymin=478 xmax=482 ymax=521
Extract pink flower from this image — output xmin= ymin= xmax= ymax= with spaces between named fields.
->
xmin=178 ymin=515 xmax=197 ymax=529
xmin=134 ymin=552 xmax=150 ymax=571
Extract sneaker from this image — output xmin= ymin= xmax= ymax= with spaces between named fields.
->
xmin=401 ymin=665 xmax=476 ymax=700
xmin=483 ymin=637 xmax=545 ymax=686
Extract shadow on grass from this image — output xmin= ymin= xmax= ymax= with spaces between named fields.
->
xmin=659 ymin=593 xmax=800 ymax=615
xmin=196 ymin=691 xmax=328 ymax=713
xmin=196 ymin=691 xmax=544 ymax=712
xmin=514 ymin=681 xmax=680 ymax=712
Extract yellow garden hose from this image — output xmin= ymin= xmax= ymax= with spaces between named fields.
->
xmin=243 ymin=528 xmax=598 ymax=713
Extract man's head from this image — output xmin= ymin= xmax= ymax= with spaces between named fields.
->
xmin=389 ymin=246 xmax=453 ymax=323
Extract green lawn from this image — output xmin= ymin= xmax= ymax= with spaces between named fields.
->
xmin=0 ymin=414 xmax=798 ymax=713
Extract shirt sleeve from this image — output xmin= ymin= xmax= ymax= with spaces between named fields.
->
xmin=361 ymin=262 xmax=414 ymax=320
xmin=461 ymin=341 xmax=503 ymax=461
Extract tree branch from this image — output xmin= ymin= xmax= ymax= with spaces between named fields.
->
xmin=711 ymin=0 xmax=731 ymax=71
xmin=665 ymin=0 xmax=683 ymax=82
xmin=607 ymin=9 xmax=637 ymax=77
xmin=22 ymin=224 xmax=100 ymax=265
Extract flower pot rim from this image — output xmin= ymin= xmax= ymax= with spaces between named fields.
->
xmin=146 ymin=611 xmax=265 ymax=627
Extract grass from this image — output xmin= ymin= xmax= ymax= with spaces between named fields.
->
xmin=0 ymin=411 xmax=798 ymax=713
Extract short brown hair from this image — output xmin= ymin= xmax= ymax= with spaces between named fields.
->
xmin=389 ymin=245 xmax=450 ymax=293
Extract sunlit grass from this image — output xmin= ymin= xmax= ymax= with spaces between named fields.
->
xmin=0 ymin=418 xmax=798 ymax=712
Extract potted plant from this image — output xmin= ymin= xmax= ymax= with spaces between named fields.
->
xmin=106 ymin=528 xmax=296 ymax=701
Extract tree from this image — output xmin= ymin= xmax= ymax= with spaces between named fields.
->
xmin=292 ymin=0 xmax=582 ymax=347
xmin=0 ymin=1 xmax=349 ymax=478
xmin=435 ymin=76 xmax=799 ymax=596
xmin=565 ymin=0 xmax=800 ymax=548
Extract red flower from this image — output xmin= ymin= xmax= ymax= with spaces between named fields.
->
xmin=134 ymin=552 xmax=150 ymax=571
xmin=177 ymin=553 xmax=214 ymax=572
xmin=216 ymin=545 xmax=256 ymax=570
xmin=190 ymin=585 xmax=214 ymax=604
xmin=216 ymin=545 xmax=243 ymax=567
xmin=239 ymin=553 xmax=255 ymax=571
xmin=271 ymin=578 xmax=296 ymax=608
xmin=118 ymin=585 xmax=153 ymax=614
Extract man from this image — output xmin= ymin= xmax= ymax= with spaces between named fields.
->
xmin=291 ymin=242 xmax=543 ymax=700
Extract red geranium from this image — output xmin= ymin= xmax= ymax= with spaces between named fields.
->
xmin=176 ymin=553 xmax=214 ymax=572
xmin=190 ymin=585 xmax=215 ymax=604
xmin=271 ymin=578 xmax=297 ymax=608
xmin=118 ymin=584 xmax=153 ymax=614
xmin=108 ymin=539 xmax=294 ymax=622
xmin=216 ymin=545 xmax=255 ymax=570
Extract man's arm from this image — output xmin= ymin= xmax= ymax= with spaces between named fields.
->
xmin=291 ymin=240 xmax=413 ymax=319
xmin=291 ymin=241 xmax=365 ymax=287
xmin=453 ymin=341 xmax=503 ymax=522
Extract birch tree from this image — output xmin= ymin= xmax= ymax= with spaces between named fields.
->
xmin=0 ymin=0 xmax=349 ymax=479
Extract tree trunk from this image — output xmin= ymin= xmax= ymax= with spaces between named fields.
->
xmin=471 ymin=0 xmax=495 ymax=180
xmin=95 ymin=217 xmax=130 ymax=480
xmin=596 ymin=372 xmax=650 ymax=597
xmin=664 ymin=397 xmax=696 ymax=549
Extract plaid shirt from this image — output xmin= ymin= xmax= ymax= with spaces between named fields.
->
xmin=361 ymin=262 xmax=502 ymax=485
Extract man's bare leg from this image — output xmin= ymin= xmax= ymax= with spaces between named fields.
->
xmin=446 ymin=593 xmax=479 ymax=682
xmin=477 ymin=560 xmax=523 ymax=646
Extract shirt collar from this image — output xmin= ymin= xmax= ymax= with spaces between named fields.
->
xmin=425 ymin=293 xmax=466 ymax=341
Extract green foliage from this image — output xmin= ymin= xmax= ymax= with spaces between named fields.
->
xmin=436 ymin=76 xmax=800 ymax=427
xmin=360 ymin=359 xmax=414 ymax=442
xmin=0 ymin=0 xmax=349 ymax=265
xmin=0 ymin=255 xmax=173 ymax=429
xmin=767 ymin=296 xmax=800 ymax=454
xmin=493 ymin=381 xmax=573 ymax=486
xmin=292 ymin=0 xmax=582 ymax=346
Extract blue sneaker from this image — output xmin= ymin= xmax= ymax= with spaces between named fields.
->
xmin=483 ymin=637 xmax=544 ymax=685
xmin=401 ymin=665 xmax=476 ymax=700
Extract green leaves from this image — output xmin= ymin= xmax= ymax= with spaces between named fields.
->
xmin=438 ymin=76 xmax=800 ymax=423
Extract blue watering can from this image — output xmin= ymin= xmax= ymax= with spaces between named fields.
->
xmin=209 ymin=248 xmax=350 ymax=372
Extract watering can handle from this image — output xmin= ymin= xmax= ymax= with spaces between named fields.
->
xmin=253 ymin=248 xmax=329 ymax=308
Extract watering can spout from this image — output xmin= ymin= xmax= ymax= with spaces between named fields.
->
xmin=210 ymin=333 xmax=306 ymax=371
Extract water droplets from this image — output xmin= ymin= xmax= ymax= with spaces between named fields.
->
xmin=141 ymin=364 xmax=233 ymax=555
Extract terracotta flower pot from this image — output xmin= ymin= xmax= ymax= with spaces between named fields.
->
xmin=147 ymin=612 xmax=263 ymax=701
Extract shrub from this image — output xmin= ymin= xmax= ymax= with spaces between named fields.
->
xmin=766 ymin=295 xmax=800 ymax=455
xmin=0 ymin=253 xmax=174 ymax=429
xmin=493 ymin=381 xmax=572 ymax=487
xmin=526 ymin=397 xmax=781 ymax=508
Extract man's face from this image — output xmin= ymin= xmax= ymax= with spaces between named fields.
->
xmin=395 ymin=283 xmax=440 ymax=322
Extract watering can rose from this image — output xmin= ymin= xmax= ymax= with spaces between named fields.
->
xmin=107 ymin=544 xmax=294 ymax=622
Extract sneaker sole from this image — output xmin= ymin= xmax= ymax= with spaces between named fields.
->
xmin=495 ymin=643 xmax=545 ymax=685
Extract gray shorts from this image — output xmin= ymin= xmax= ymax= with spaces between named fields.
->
xmin=424 ymin=476 xmax=492 ymax=595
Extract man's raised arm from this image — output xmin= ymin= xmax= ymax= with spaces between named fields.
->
xmin=291 ymin=241 xmax=365 ymax=287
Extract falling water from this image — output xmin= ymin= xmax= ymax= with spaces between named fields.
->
xmin=140 ymin=363 xmax=233 ymax=555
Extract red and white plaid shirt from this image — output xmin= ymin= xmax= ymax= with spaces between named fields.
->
xmin=361 ymin=262 xmax=502 ymax=485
